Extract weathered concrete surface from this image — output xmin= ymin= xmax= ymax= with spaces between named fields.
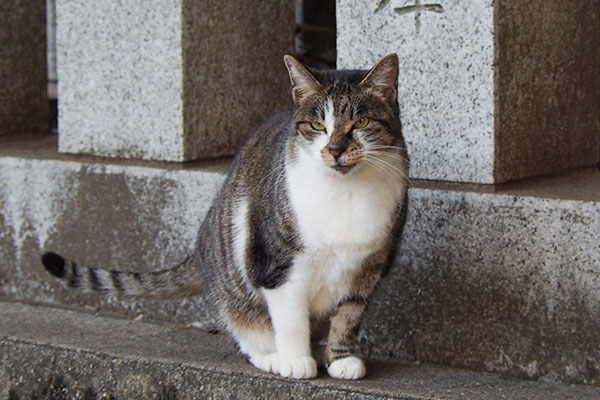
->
xmin=0 ymin=0 xmax=48 ymax=138
xmin=2 ymin=300 xmax=599 ymax=400
xmin=363 ymin=185 xmax=600 ymax=384
xmin=0 ymin=137 xmax=599 ymax=383
xmin=0 ymin=136 xmax=226 ymax=328
xmin=337 ymin=0 xmax=600 ymax=184
xmin=57 ymin=0 xmax=294 ymax=161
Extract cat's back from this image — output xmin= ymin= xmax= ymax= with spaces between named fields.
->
xmin=229 ymin=110 xmax=293 ymax=186
xmin=238 ymin=111 xmax=292 ymax=159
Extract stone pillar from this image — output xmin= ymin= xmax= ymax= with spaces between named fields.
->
xmin=0 ymin=0 xmax=48 ymax=137
xmin=57 ymin=0 xmax=295 ymax=162
xmin=337 ymin=0 xmax=600 ymax=184
xmin=494 ymin=1 xmax=600 ymax=182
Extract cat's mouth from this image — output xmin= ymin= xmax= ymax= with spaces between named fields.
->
xmin=332 ymin=163 xmax=355 ymax=175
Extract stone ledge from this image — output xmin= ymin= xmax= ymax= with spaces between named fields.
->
xmin=2 ymin=300 xmax=599 ymax=400
xmin=1 ymin=137 xmax=599 ymax=383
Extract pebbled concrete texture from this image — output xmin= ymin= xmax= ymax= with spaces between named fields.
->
xmin=0 ymin=138 xmax=599 ymax=384
xmin=0 ymin=0 xmax=48 ymax=138
xmin=0 ymin=140 xmax=226 ymax=328
xmin=2 ymin=300 xmax=600 ymax=400
xmin=364 ymin=187 xmax=600 ymax=384
xmin=57 ymin=0 xmax=294 ymax=162
xmin=337 ymin=0 xmax=600 ymax=184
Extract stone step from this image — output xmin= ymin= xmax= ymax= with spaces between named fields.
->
xmin=2 ymin=299 xmax=599 ymax=399
xmin=0 ymin=135 xmax=599 ymax=383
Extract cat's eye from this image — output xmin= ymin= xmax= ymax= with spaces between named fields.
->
xmin=310 ymin=121 xmax=326 ymax=131
xmin=353 ymin=118 xmax=370 ymax=129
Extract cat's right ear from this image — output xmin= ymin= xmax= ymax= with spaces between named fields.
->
xmin=283 ymin=55 xmax=321 ymax=102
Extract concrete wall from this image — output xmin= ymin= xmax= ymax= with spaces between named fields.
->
xmin=1 ymin=153 xmax=599 ymax=383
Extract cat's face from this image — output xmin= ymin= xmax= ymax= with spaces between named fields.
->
xmin=284 ymin=55 xmax=402 ymax=176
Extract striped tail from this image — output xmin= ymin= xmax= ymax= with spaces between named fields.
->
xmin=41 ymin=251 xmax=205 ymax=299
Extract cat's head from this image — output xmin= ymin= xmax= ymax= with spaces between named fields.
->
xmin=283 ymin=54 xmax=405 ymax=177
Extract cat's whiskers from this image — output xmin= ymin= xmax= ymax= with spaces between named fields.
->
xmin=261 ymin=165 xmax=288 ymax=200
xmin=361 ymin=158 xmax=404 ymax=197
xmin=361 ymin=157 xmax=398 ymax=183
xmin=366 ymin=144 xmax=408 ymax=153
xmin=252 ymin=161 xmax=287 ymax=194
xmin=364 ymin=145 xmax=409 ymax=157
xmin=365 ymin=151 xmax=410 ymax=168
xmin=362 ymin=156 xmax=404 ymax=180
xmin=362 ymin=152 xmax=411 ymax=186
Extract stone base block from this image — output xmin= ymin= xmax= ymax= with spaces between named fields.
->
xmin=2 ymin=301 xmax=599 ymax=399
xmin=1 ymin=138 xmax=599 ymax=383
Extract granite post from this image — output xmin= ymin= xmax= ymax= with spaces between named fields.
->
xmin=57 ymin=0 xmax=295 ymax=162
xmin=337 ymin=0 xmax=600 ymax=184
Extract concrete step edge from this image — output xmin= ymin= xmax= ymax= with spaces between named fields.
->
xmin=2 ymin=300 xmax=599 ymax=400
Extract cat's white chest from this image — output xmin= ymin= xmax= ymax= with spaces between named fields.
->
xmin=286 ymin=155 xmax=403 ymax=251
xmin=284 ymin=148 xmax=405 ymax=314
xmin=302 ymin=249 xmax=367 ymax=315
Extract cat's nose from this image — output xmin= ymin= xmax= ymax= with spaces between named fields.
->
xmin=328 ymin=143 xmax=346 ymax=159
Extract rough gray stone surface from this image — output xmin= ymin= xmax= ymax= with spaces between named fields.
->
xmin=1 ymin=139 xmax=599 ymax=384
xmin=57 ymin=0 xmax=294 ymax=161
xmin=2 ymin=300 xmax=599 ymax=400
xmin=338 ymin=0 xmax=495 ymax=183
xmin=0 ymin=0 xmax=48 ymax=137
xmin=337 ymin=0 xmax=600 ymax=184
xmin=363 ymin=186 xmax=600 ymax=384
xmin=0 ymin=140 xmax=226 ymax=328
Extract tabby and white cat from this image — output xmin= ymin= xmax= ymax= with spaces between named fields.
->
xmin=42 ymin=54 xmax=409 ymax=380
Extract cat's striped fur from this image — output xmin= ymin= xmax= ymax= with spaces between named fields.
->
xmin=42 ymin=54 xmax=409 ymax=380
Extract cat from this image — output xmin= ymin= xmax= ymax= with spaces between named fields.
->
xmin=41 ymin=53 xmax=409 ymax=380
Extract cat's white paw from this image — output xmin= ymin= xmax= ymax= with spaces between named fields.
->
xmin=250 ymin=352 xmax=280 ymax=374
xmin=327 ymin=356 xmax=366 ymax=380
xmin=278 ymin=356 xmax=317 ymax=379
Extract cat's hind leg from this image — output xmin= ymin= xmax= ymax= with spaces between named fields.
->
xmin=230 ymin=321 xmax=280 ymax=374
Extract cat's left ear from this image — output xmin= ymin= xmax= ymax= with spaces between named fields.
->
xmin=283 ymin=55 xmax=321 ymax=102
xmin=360 ymin=54 xmax=399 ymax=105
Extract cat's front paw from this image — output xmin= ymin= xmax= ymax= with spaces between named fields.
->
xmin=327 ymin=356 xmax=366 ymax=380
xmin=249 ymin=352 xmax=280 ymax=374
xmin=278 ymin=356 xmax=317 ymax=379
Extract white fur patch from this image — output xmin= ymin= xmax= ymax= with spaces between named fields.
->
xmin=286 ymin=148 xmax=405 ymax=250
xmin=231 ymin=197 xmax=253 ymax=291
xmin=324 ymin=98 xmax=335 ymax=136
xmin=284 ymin=145 xmax=406 ymax=315
xmin=234 ymin=325 xmax=276 ymax=356
xmin=262 ymin=277 xmax=311 ymax=357
xmin=328 ymin=356 xmax=366 ymax=380
xmin=262 ymin=277 xmax=318 ymax=379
